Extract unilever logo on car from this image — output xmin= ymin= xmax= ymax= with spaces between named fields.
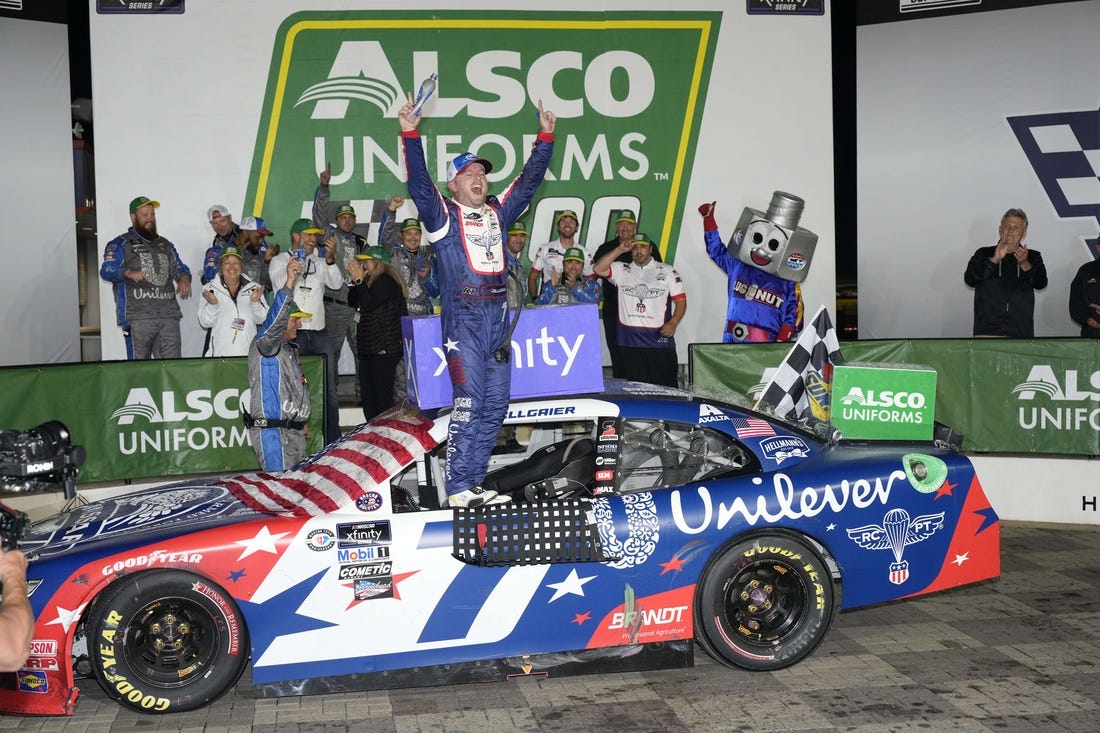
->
xmin=242 ymin=11 xmax=720 ymax=262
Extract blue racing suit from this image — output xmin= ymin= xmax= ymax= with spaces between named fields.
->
xmin=402 ymin=129 xmax=554 ymax=496
xmin=704 ymin=229 xmax=802 ymax=343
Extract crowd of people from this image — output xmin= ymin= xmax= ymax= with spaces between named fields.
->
xmin=99 ymin=164 xmax=1099 ymax=488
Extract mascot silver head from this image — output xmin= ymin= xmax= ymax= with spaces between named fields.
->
xmin=732 ymin=191 xmax=818 ymax=283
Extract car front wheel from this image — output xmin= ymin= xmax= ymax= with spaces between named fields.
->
xmin=86 ymin=569 xmax=249 ymax=713
xmin=695 ymin=533 xmax=836 ymax=671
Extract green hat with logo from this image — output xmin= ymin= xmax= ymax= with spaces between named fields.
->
xmin=555 ymin=209 xmax=579 ymax=225
xmin=290 ymin=218 xmax=324 ymax=236
xmin=563 ymin=247 xmax=586 ymax=263
xmin=400 ymin=218 xmax=422 ymax=232
xmin=508 ymin=221 xmax=527 ymax=235
xmin=335 ymin=204 xmax=356 ymax=217
xmin=615 ymin=209 xmax=637 ymax=224
xmin=355 ymin=246 xmax=391 ymax=263
xmin=632 ymin=233 xmax=654 ymax=246
xmin=219 ymin=246 xmax=243 ymax=262
xmin=129 ymin=196 xmax=159 ymax=214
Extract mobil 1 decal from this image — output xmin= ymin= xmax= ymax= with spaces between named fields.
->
xmin=244 ymin=10 xmax=720 ymax=264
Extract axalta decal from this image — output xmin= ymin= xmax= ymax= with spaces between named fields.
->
xmin=244 ymin=11 xmax=720 ymax=263
xmin=109 ymin=387 xmax=250 ymax=456
xmin=1013 ymin=366 xmax=1100 ymax=432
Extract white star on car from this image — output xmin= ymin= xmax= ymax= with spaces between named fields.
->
xmin=234 ymin=525 xmax=291 ymax=561
xmin=45 ymin=602 xmax=88 ymax=634
xmin=545 ymin=568 xmax=596 ymax=603
xmin=952 ymin=552 xmax=970 ymax=566
xmin=444 ymin=338 xmax=460 ymax=352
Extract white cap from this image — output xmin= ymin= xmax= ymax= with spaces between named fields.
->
xmin=207 ymin=204 xmax=231 ymax=221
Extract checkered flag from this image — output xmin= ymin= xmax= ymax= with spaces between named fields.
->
xmin=755 ymin=305 xmax=843 ymax=423
xmin=1007 ymin=107 xmax=1100 ymax=258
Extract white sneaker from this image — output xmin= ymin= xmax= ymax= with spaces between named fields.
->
xmin=449 ymin=486 xmax=512 ymax=508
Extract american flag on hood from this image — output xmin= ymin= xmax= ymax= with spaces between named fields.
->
xmin=216 ymin=408 xmax=438 ymax=517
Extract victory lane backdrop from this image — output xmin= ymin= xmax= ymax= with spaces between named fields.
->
xmin=691 ymin=339 xmax=1100 ymax=456
xmin=0 ymin=358 xmax=326 ymax=483
xmin=244 ymin=10 xmax=720 ymax=265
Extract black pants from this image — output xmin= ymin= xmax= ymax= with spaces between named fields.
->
xmin=619 ymin=346 xmax=678 ymax=388
xmin=359 ymin=353 xmax=401 ymax=422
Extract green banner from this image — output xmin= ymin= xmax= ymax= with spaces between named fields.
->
xmin=243 ymin=10 xmax=721 ymax=262
xmin=690 ymin=339 xmax=1100 ymax=455
xmin=0 ymin=357 xmax=326 ymax=483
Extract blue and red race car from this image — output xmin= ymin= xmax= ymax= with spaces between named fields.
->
xmin=1 ymin=383 xmax=999 ymax=715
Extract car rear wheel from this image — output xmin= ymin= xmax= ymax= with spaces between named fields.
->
xmin=695 ymin=533 xmax=836 ymax=671
xmin=86 ymin=569 xmax=249 ymax=714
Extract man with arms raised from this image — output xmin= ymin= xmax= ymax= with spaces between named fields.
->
xmin=399 ymin=94 xmax=556 ymax=507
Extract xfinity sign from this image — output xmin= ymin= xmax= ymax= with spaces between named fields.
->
xmin=402 ymin=303 xmax=604 ymax=409
xmin=831 ymin=364 xmax=937 ymax=441
xmin=244 ymin=11 xmax=719 ymax=262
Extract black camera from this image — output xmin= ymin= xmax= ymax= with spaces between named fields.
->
xmin=0 ymin=421 xmax=86 ymax=499
xmin=0 ymin=503 xmax=26 ymax=552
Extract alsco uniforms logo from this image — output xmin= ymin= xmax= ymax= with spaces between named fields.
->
xmin=244 ymin=11 xmax=720 ymax=263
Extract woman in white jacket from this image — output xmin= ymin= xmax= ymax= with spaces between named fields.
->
xmin=198 ymin=247 xmax=268 ymax=356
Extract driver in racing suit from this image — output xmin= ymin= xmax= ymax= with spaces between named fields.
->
xmin=399 ymin=94 xmax=556 ymax=508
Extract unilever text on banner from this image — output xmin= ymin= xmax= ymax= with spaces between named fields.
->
xmin=403 ymin=304 xmax=603 ymax=409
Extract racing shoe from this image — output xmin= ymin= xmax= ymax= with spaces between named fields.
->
xmin=449 ymin=485 xmax=512 ymax=508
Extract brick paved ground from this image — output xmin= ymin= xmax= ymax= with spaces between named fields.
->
xmin=2 ymin=521 xmax=1097 ymax=732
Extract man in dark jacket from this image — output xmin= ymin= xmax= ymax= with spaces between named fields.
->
xmin=964 ymin=208 xmax=1047 ymax=337
xmin=1069 ymin=256 xmax=1100 ymax=338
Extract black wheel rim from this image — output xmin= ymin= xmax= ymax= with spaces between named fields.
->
xmin=123 ymin=596 xmax=220 ymax=688
xmin=722 ymin=557 xmax=808 ymax=646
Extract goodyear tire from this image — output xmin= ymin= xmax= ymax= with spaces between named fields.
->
xmin=695 ymin=533 xmax=836 ymax=671
xmin=86 ymin=569 xmax=249 ymax=714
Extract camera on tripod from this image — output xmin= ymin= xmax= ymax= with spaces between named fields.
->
xmin=0 ymin=421 xmax=86 ymax=550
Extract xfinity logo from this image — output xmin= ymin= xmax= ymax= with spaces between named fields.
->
xmin=419 ymin=329 xmax=586 ymax=379
xmin=1012 ymin=366 xmax=1100 ymax=401
xmin=300 ymin=42 xmax=656 ymax=121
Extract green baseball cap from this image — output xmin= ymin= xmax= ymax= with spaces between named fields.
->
xmin=508 ymin=221 xmax=527 ymax=235
xmin=129 ymin=196 xmax=159 ymax=214
xmin=335 ymin=204 xmax=356 ymax=217
xmin=355 ymin=246 xmax=391 ymax=263
xmin=290 ymin=218 xmax=324 ymax=236
xmin=616 ymin=210 xmax=637 ymax=224
xmin=563 ymin=247 xmax=586 ymax=263
xmin=632 ymin=233 xmax=654 ymax=246
xmin=555 ymin=209 xmax=579 ymax=225
xmin=400 ymin=218 xmax=422 ymax=232
xmin=219 ymin=246 xmax=243 ymax=262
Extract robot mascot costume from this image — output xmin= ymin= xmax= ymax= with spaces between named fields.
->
xmin=698 ymin=192 xmax=818 ymax=343
xmin=400 ymin=97 xmax=555 ymax=508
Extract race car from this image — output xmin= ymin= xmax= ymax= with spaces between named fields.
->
xmin=1 ymin=382 xmax=1000 ymax=715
